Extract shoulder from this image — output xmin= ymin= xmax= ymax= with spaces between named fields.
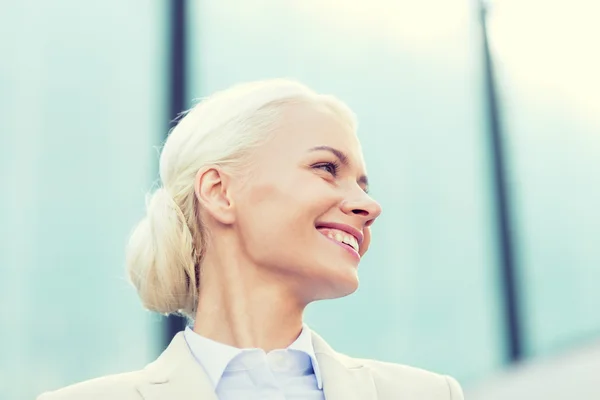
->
xmin=310 ymin=329 xmax=464 ymax=399
xmin=344 ymin=353 xmax=464 ymax=400
xmin=36 ymin=370 xmax=145 ymax=400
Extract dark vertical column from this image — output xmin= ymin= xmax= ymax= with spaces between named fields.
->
xmin=478 ymin=1 xmax=523 ymax=362
xmin=164 ymin=0 xmax=188 ymax=349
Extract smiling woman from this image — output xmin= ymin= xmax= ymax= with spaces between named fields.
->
xmin=37 ymin=79 xmax=463 ymax=400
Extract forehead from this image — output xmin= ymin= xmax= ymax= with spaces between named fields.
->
xmin=263 ymin=102 xmax=366 ymax=166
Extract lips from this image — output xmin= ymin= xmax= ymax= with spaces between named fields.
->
xmin=317 ymin=227 xmax=359 ymax=252
xmin=315 ymin=222 xmax=364 ymax=253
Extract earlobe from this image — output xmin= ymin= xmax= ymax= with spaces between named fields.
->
xmin=194 ymin=166 xmax=236 ymax=225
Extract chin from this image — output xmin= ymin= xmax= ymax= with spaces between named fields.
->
xmin=332 ymin=282 xmax=359 ymax=299
xmin=314 ymin=268 xmax=360 ymax=300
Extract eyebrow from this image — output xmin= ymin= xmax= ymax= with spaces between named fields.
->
xmin=308 ymin=145 xmax=370 ymax=189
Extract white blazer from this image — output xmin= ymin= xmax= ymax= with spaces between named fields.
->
xmin=37 ymin=331 xmax=464 ymax=400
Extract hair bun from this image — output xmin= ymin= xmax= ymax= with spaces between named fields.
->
xmin=126 ymin=187 xmax=198 ymax=317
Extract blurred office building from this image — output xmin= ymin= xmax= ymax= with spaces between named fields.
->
xmin=1 ymin=1 xmax=598 ymax=399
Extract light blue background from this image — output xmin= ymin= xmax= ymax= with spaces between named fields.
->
xmin=1 ymin=1 xmax=598 ymax=399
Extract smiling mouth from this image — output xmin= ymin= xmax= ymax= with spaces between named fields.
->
xmin=316 ymin=227 xmax=359 ymax=252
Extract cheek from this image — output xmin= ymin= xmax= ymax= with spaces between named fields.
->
xmin=235 ymin=179 xmax=301 ymax=246
xmin=241 ymin=171 xmax=337 ymax=225
xmin=238 ymin=182 xmax=285 ymax=230
xmin=235 ymin=176 xmax=339 ymax=258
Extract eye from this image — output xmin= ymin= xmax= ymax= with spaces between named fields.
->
xmin=313 ymin=161 xmax=340 ymax=177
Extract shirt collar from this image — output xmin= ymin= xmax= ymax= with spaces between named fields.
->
xmin=183 ymin=323 xmax=323 ymax=389
xmin=288 ymin=323 xmax=322 ymax=389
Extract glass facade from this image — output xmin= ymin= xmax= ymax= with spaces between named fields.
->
xmin=1 ymin=0 xmax=598 ymax=398
xmin=0 ymin=1 xmax=165 ymax=398
xmin=488 ymin=0 xmax=600 ymax=358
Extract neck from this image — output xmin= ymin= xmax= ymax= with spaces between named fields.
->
xmin=192 ymin=244 xmax=306 ymax=352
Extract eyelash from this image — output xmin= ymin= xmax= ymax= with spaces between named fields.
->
xmin=313 ymin=161 xmax=340 ymax=177
xmin=312 ymin=161 xmax=369 ymax=194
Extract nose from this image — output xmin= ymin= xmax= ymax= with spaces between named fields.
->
xmin=340 ymin=192 xmax=382 ymax=227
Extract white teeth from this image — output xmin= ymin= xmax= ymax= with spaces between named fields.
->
xmin=325 ymin=229 xmax=359 ymax=252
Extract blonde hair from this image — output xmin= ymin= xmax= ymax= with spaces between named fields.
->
xmin=126 ymin=79 xmax=357 ymax=318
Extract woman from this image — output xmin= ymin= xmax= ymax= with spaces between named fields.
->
xmin=38 ymin=79 xmax=464 ymax=400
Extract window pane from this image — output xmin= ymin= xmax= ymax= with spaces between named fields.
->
xmin=0 ymin=1 xmax=165 ymax=398
xmin=489 ymin=0 xmax=600 ymax=357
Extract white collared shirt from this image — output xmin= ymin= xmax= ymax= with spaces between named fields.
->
xmin=183 ymin=324 xmax=325 ymax=400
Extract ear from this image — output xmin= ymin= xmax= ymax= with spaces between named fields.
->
xmin=194 ymin=165 xmax=235 ymax=225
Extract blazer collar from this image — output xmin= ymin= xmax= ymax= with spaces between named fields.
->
xmin=137 ymin=332 xmax=218 ymax=400
xmin=137 ymin=330 xmax=377 ymax=400
xmin=311 ymin=330 xmax=377 ymax=400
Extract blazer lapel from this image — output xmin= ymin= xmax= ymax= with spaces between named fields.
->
xmin=136 ymin=332 xmax=218 ymax=400
xmin=137 ymin=329 xmax=377 ymax=400
xmin=311 ymin=331 xmax=377 ymax=400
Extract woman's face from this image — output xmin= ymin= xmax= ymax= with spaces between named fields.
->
xmin=231 ymin=103 xmax=382 ymax=302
